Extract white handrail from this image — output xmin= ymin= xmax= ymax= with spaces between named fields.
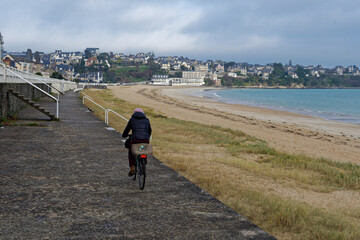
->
xmin=82 ymin=95 xmax=107 ymax=121
xmin=82 ymin=96 xmax=106 ymax=110
xmin=80 ymin=90 xmax=91 ymax=99
xmin=2 ymin=63 xmax=59 ymax=118
xmin=32 ymin=75 xmax=64 ymax=96
xmin=105 ymin=109 xmax=128 ymax=124
xmin=80 ymin=93 xmax=129 ymax=125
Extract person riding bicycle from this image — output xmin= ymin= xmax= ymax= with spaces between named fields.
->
xmin=122 ymin=108 xmax=152 ymax=177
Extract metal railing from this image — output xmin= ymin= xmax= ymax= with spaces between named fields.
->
xmin=81 ymin=92 xmax=129 ymax=125
xmin=1 ymin=63 xmax=59 ymax=118
xmin=2 ymin=66 xmax=63 ymax=95
xmin=80 ymin=92 xmax=153 ymax=141
xmin=83 ymin=95 xmax=106 ymax=111
xmin=105 ymin=109 xmax=128 ymax=124
xmin=32 ymin=76 xmax=64 ymax=96
xmin=0 ymin=63 xmax=77 ymax=91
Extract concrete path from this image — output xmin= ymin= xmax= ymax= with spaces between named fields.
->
xmin=0 ymin=91 xmax=276 ymax=239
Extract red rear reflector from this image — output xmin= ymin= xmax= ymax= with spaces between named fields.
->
xmin=140 ymin=155 xmax=147 ymax=158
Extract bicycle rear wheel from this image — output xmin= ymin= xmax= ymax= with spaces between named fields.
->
xmin=137 ymin=158 xmax=146 ymax=190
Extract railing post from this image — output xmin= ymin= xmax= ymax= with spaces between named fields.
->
xmin=56 ymin=101 xmax=59 ymax=118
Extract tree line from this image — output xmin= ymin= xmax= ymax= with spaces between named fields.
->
xmin=217 ymin=63 xmax=360 ymax=88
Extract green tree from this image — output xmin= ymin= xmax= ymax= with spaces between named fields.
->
xmin=269 ymin=63 xmax=286 ymax=86
xmin=224 ymin=61 xmax=236 ymax=71
xmin=104 ymin=69 xmax=116 ymax=82
xmin=50 ymin=72 xmax=65 ymax=79
xmin=85 ymin=49 xmax=92 ymax=59
xmin=147 ymin=57 xmax=159 ymax=71
xmin=97 ymin=53 xmax=109 ymax=63
xmin=204 ymin=78 xmax=215 ymax=86
xmin=221 ymin=75 xmax=234 ymax=86
xmin=295 ymin=66 xmax=309 ymax=85
xmin=181 ymin=65 xmax=188 ymax=71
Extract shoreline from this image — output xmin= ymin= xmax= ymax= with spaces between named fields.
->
xmin=203 ymin=85 xmax=360 ymax=89
xmin=109 ymin=85 xmax=360 ymax=164
xmin=161 ymin=86 xmax=360 ymax=138
xmin=183 ymin=87 xmax=360 ymax=126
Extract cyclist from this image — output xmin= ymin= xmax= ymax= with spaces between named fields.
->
xmin=122 ymin=108 xmax=152 ymax=176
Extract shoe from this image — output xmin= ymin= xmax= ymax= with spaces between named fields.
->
xmin=128 ymin=165 xmax=135 ymax=177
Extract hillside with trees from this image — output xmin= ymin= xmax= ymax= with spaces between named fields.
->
xmin=218 ymin=63 xmax=360 ymax=88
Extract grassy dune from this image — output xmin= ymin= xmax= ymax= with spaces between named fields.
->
xmin=82 ymin=89 xmax=360 ymax=240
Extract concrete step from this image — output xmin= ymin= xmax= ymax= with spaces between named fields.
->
xmin=7 ymin=88 xmax=59 ymax=121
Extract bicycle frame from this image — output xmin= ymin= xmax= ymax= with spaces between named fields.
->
xmin=133 ymin=154 xmax=147 ymax=190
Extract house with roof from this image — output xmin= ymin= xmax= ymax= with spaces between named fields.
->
xmin=288 ymin=71 xmax=299 ymax=79
xmin=160 ymin=61 xmax=171 ymax=71
xmin=172 ymin=63 xmax=181 ymax=71
xmin=335 ymin=66 xmax=344 ymax=75
xmin=55 ymin=64 xmax=75 ymax=81
xmin=2 ymin=54 xmax=17 ymax=68
xmin=195 ymin=64 xmax=208 ymax=72
xmin=3 ymin=53 xmax=35 ymax=72
xmin=77 ymin=72 xmax=103 ymax=83
xmin=261 ymin=69 xmax=271 ymax=80
xmin=180 ymin=61 xmax=191 ymax=70
xmin=215 ymin=64 xmax=224 ymax=73
xmin=86 ymin=56 xmax=99 ymax=67
xmin=85 ymin=48 xmax=100 ymax=56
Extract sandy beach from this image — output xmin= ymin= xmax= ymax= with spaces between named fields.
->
xmin=109 ymin=85 xmax=360 ymax=164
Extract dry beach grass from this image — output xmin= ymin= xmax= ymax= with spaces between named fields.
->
xmin=82 ymin=87 xmax=360 ymax=239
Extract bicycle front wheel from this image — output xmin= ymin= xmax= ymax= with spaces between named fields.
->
xmin=137 ymin=158 xmax=146 ymax=190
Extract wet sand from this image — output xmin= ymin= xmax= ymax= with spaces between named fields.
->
xmin=109 ymin=85 xmax=360 ymax=164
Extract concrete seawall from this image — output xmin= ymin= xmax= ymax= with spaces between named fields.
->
xmin=0 ymin=64 xmax=77 ymax=120
xmin=0 ymin=83 xmax=49 ymax=120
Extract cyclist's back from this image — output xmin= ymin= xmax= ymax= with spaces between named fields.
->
xmin=122 ymin=108 xmax=152 ymax=176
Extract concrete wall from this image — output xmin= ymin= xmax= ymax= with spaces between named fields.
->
xmin=0 ymin=83 xmax=49 ymax=120
xmin=51 ymin=82 xmax=77 ymax=93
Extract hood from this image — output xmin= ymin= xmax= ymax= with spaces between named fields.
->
xmin=132 ymin=111 xmax=146 ymax=119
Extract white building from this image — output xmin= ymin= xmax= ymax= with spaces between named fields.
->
xmin=228 ymin=72 xmax=237 ymax=78
xmin=151 ymin=71 xmax=205 ymax=86
xmin=169 ymin=78 xmax=182 ymax=85
xmin=181 ymin=71 xmax=206 ymax=86
xmin=239 ymin=67 xmax=247 ymax=76
xmin=195 ymin=64 xmax=208 ymax=72
xmin=151 ymin=75 xmax=169 ymax=85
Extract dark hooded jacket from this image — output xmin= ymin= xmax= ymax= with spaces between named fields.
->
xmin=122 ymin=112 xmax=152 ymax=141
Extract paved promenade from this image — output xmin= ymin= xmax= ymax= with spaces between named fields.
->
xmin=0 ymin=91 xmax=275 ymax=239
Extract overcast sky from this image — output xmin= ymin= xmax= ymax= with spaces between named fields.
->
xmin=1 ymin=0 xmax=360 ymax=67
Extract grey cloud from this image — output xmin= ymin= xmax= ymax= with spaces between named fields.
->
xmin=2 ymin=0 xmax=360 ymax=67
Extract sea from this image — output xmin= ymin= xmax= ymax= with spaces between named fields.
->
xmin=194 ymin=88 xmax=360 ymax=125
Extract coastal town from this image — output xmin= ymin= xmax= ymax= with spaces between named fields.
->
xmin=1 ymin=32 xmax=360 ymax=87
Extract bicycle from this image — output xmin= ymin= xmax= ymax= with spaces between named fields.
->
xmin=125 ymin=135 xmax=152 ymax=190
xmin=133 ymin=153 xmax=147 ymax=190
